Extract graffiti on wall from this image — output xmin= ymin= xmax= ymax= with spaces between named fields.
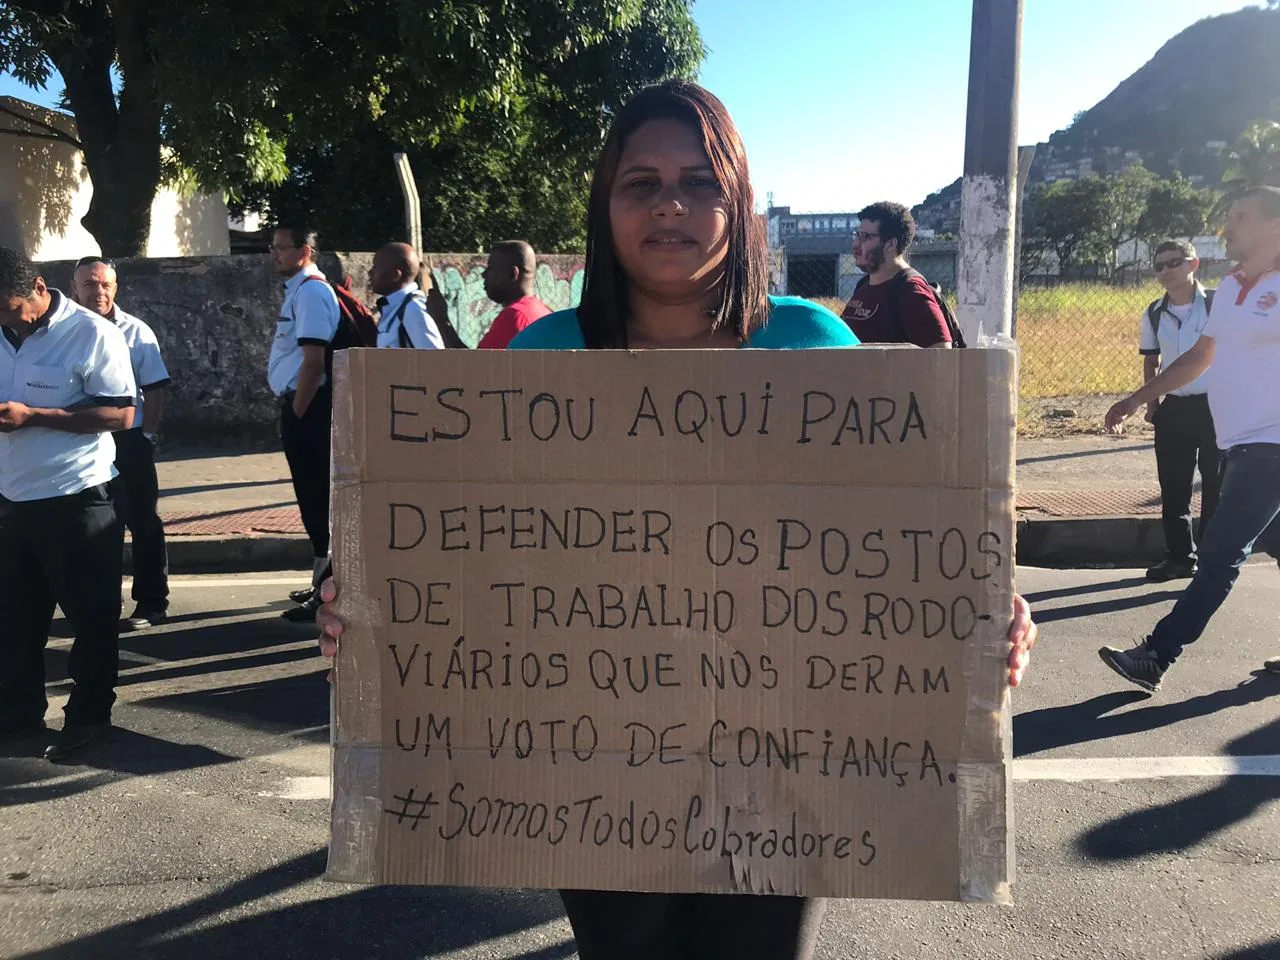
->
xmin=429 ymin=254 xmax=586 ymax=346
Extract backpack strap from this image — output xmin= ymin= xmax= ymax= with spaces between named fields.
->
xmin=386 ymin=292 xmax=419 ymax=348
xmin=1147 ymin=294 xmax=1169 ymax=340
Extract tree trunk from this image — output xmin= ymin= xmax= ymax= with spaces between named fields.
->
xmin=46 ymin=0 xmax=162 ymax=257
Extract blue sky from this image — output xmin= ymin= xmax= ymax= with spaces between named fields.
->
xmin=1 ymin=0 xmax=1260 ymax=213
xmin=697 ymin=0 xmax=1259 ymax=212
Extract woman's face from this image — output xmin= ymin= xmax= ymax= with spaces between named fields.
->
xmin=609 ymin=118 xmax=731 ymax=302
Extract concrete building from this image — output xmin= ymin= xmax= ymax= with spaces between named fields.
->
xmin=767 ymin=204 xmax=958 ymax=300
xmin=0 ymin=96 xmax=229 ymax=260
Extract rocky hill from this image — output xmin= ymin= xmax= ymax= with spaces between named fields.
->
xmin=915 ymin=6 xmax=1280 ymax=234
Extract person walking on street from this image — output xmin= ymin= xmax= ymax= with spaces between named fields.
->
xmin=73 ymin=257 xmax=172 ymax=630
xmin=267 ymin=226 xmax=341 ymax=622
xmin=1101 ymin=187 xmax=1280 ymax=692
xmin=1139 ymin=240 xmax=1221 ymax=583
xmin=368 ymin=243 xmax=445 ymax=349
xmin=0 ymin=245 xmax=137 ymax=761
xmin=476 ymin=241 xmax=551 ymax=349
xmin=840 ymin=202 xmax=954 ymax=348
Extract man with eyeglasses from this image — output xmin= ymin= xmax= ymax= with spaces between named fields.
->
xmin=267 ymin=226 xmax=341 ymax=622
xmin=1102 ymin=187 xmax=1280 ymax=691
xmin=841 ymin=201 xmax=953 ymax=348
xmin=0 ymin=245 xmax=137 ymax=761
xmin=1137 ymin=239 xmax=1220 ymax=583
xmin=73 ymin=257 xmax=172 ymax=630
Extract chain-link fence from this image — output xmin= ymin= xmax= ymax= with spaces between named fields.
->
xmin=786 ymin=253 xmax=1233 ymax=437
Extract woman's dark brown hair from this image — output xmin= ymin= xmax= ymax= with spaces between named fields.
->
xmin=577 ymin=81 xmax=770 ymax=348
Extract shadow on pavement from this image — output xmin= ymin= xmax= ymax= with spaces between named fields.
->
xmin=11 ymin=848 xmax=575 ymax=960
xmin=1 ymin=727 xmax=236 ymax=806
xmin=1212 ymin=939 xmax=1280 ymax=960
xmin=1030 ymin=588 xmax=1185 ymax=624
xmin=1015 ymin=671 xmax=1280 ymax=756
xmin=1022 ymin=575 xmax=1151 ymax=603
xmin=1076 ymin=718 xmax=1280 ymax=862
xmin=137 ymin=669 xmax=329 ymax=738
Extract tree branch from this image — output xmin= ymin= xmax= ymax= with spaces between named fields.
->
xmin=0 ymin=104 xmax=84 ymax=148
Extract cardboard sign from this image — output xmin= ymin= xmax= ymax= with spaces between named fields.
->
xmin=327 ymin=347 xmax=1016 ymax=903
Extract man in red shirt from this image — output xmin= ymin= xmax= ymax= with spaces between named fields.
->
xmin=840 ymin=201 xmax=952 ymax=348
xmin=476 ymin=241 xmax=551 ymax=349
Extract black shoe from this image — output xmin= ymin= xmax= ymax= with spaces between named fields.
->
xmin=281 ymin=594 xmax=322 ymax=623
xmin=289 ymin=586 xmax=317 ymax=605
xmin=44 ymin=723 xmax=111 ymax=763
xmin=120 ymin=606 xmax=167 ymax=632
xmin=1265 ymin=657 xmax=1280 ymax=675
xmin=1145 ymin=559 xmax=1197 ymax=582
xmin=1099 ymin=640 xmax=1167 ymax=692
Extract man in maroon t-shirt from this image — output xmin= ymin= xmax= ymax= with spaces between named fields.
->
xmin=841 ymin=201 xmax=952 ymax=348
xmin=477 ymin=240 xmax=552 ymax=349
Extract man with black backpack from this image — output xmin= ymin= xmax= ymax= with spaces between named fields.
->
xmin=267 ymin=225 xmax=365 ymax=621
xmin=1138 ymin=239 xmax=1220 ymax=583
xmin=368 ymin=242 xmax=446 ymax=350
xmin=840 ymin=201 xmax=964 ymax=348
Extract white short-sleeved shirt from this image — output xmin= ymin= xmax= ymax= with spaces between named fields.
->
xmin=109 ymin=304 xmax=170 ymax=430
xmin=1199 ymin=267 xmax=1280 ymax=448
xmin=266 ymin=264 xmax=341 ymax=397
xmin=375 ymin=284 xmax=445 ymax=350
xmin=0 ymin=290 xmax=137 ymax=502
xmin=1138 ymin=285 xmax=1212 ymax=396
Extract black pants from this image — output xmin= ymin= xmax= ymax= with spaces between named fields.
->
xmin=1153 ymin=394 xmax=1221 ymax=563
xmin=112 ymin=429 xmax=169 ymax=611
xmin=280 ymin=386 xmax=332 ymax=560
xmin=558 ymin=890 xmax=826 ymax=960
xmin=0 ymin=484 xmax=123 ymax=727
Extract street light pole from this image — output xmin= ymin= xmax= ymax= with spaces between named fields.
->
xmin=957 ymin=0 xmax=1024 ymax=342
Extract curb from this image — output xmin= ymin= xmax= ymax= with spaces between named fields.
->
xmin=125 ymin=535 xmax=312 ymax=574
xmin=1016 ymin=515 xmax=1165 ymax=567
xmin=132 ymin=519 xmax=1167 ymax=574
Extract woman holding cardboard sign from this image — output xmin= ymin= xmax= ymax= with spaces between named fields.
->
xmin=317 ymin=80 xmax=1038 ymax=960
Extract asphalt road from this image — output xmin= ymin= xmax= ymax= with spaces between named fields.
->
xmin=1 ymin=566 xmax=1277 ymax=960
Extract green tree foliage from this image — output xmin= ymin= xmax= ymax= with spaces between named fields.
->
xmin=1216 ymin=118 xmax=1280 ymax=216
xmin=1020 ymin=166 xmax=1212 ymax=280
xmin=0 ymin=0 xmax=702 ymax=255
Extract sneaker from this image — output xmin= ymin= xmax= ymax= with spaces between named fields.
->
xmin=44 ymin=723 xmax=111 ymax=763
xmin=1145 ymin=559 xmax=1197 ymax=582
xmin=120 ymin=606 xmax=167 ymax=632
xmin=1265 ymin=657 xmax=1280 ymax=675
xmin=281 ymin=594 xmax=322 ymax=623
xmin=1099 ymin=640 xmax=1167 ymax=692
xmin=289 ymin=586 xmax=316 ymax=605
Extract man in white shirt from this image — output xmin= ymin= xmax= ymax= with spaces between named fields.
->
xmin=1138 ymin=240 xmax=1220 ymax=583
xmin=266 ymin=226 xmax=341 ymax=622
xmin=368 ymin=242 xmax=445 ymax=350
xmin=1103 ymin=186 xmax=1280 ymax=690
xmin=0 ymin=245 xmax=137 ymax=761
xmin=74 ymin=257 xmax=172 ymax=631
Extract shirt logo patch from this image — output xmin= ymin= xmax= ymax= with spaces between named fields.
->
xmin=1256 ymin=291 xmax=1278 ymax=311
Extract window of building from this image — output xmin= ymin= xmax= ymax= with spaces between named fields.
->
xmin=797 ymin=218 xmax=812 ymax=232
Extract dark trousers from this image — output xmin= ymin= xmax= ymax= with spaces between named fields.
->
xmin=0 ymin=484 xmax=123 ymax=727
xmin=280 ymin=385 xmax=332 ymax=560
xmin=559 ymin=890 xmax=826 ymax=960
xmin=112 ymin=429 xmax=169 ymax=611
xmin=1153 ymin=394 xmax=1221 ymax=563
xmin=1150 ymin=443 xmax=1280 ymax=666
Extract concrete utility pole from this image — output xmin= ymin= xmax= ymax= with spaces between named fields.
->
xmin=957 ymin=0 xmax=1024 ymax=343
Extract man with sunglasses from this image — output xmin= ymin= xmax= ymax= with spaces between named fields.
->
xmin=841 ymin=201 xmax=953 ymax=348
xmin=1102 ymin=187 xmax=1280 ymax=691
xmin=73 ymin=257 xmax=172 ymax=630
xmin=1138 ymin=240 xmax=1220 ymax=582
